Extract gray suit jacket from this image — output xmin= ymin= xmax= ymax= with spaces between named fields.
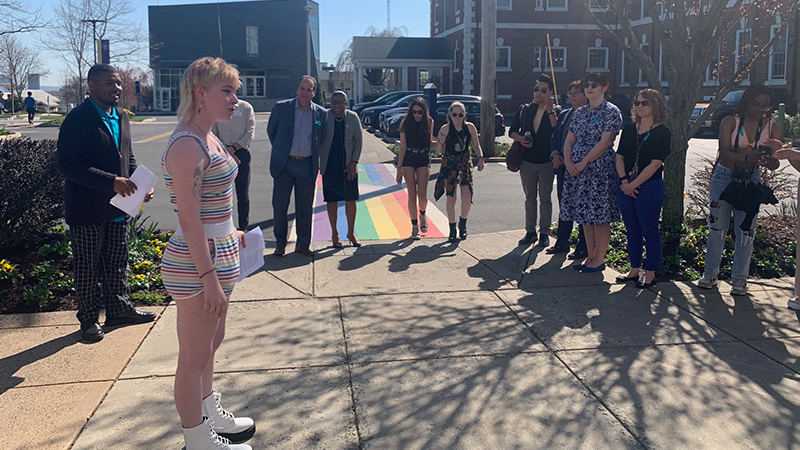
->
xmin=319 ymin=110 xmax=363 ymax=175
xmin=267 ymin=98 xmax=327 ymax=178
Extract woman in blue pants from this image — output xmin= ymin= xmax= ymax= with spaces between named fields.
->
xmin=615 ymin=89 xmax=671 ymax=288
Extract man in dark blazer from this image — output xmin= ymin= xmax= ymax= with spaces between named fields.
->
xmin=267 ymin=75 xmax=327 ymax=256
xmin=57 ymin=64 xmax=155 ymax=342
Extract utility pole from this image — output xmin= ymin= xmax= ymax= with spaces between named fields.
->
xmin=303 ymin=6 xmax=312 ymax=77
xmin=81 ymin=19 xmax=107 ymax=65
xmin=387 ymin=0 xmax=391 ymax=30
xmin=480 ymin=0 xmax=497 ymax=157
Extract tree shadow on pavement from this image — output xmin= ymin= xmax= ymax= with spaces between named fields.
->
xmin=0 ymin=331 xmax=82 ymax=395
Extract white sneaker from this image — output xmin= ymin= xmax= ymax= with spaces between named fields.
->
xmin=730 ymin=278 xmax=748 ymax=296
xmin=419 ymin=213 xmax=428 ymax=233
xmin=411 ymin=224 xmax=421 ymax=240
xmin=202 ymin=391 xmax=255 ymax=444
xmin=182 ymin=416 xmax=252 ymax=450
xmin=697 ymin=273 xmax=718 ymax=289
xmin=787 ymin=298 xmax=800 ymax=311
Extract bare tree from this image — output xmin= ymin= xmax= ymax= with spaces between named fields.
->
xmin=334 ymin=26 xmax=408 ymax=88
xmin=42 ymin=0 xmax=148 ymax=100
xmin=0 ymin=1 xmax=47 ymax=36
xmin=0 ymin=35 xmax=45 ymax=113
xmin=583 ymin=0 xmax=800 ymax=227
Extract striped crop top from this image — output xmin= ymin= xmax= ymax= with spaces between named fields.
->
xmin=162 ymin=131 xmax=238 ymax=222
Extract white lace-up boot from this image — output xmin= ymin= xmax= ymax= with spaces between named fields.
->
xmin=202 ymin=390 xmax=256 ymax=443
xmin=182 ymin=416 xmax=252 ymax=450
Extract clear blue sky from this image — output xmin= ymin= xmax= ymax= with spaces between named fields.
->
xmin=25 ymin=0 xmax=431 ymax=87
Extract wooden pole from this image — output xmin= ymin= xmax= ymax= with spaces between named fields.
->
xmin=546 ymin=34 xmax=559 ymax=106
xmin=481 ymin=0 xmax=497 ymax=157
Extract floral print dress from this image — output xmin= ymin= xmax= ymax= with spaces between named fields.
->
xmin=559 ymin=101 xmax=623 ymax=225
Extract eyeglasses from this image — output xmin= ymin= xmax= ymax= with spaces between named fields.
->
xmin=450 ymin=112 xmax=465 ymax=118
xmin=633 ymin=100 xmax=650 ymax=107
xmin=411 ymin=109 xmax=425 ymax=115
xmin=533 ymin=86 xmax=549 ymax=94
xmin=331 ymin=100 xmax=346 ymax=105
xmin=583 ymin=82 xmax=600 ymax=89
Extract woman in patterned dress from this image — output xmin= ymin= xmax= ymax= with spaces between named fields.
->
xmin=559 ymin=73 xmax=623 ymax=272
xmin=434 ymin=101 xmax=485 ymax=242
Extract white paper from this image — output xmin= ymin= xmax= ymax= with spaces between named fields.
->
xmin=237 ymin=227 xmax=266 ymax=282
xmin=109 ymin=165 xmax=158 ymax=216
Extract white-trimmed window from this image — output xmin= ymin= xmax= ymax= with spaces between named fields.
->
xmin=640 ymin=0 xmax=646 ymax=20
xmin=533 ymin=46 xmax=542 ymax=70
xmin=435 ymin=3 xmax=439 ymax=25
xmin=454 ymin=47 xmax=460 ymax=73
xmin=621 ymin=51 xmax=630 ymax=85
xmin=545 ymin=47 xmax=567 ymax=71
xmin=245 ymin=26 xmax=259 ymax=57
xmin=455 ymin=0 xmax=461 ymax=14
xmin=705 ymin=46 xmax=720 ymax=85
xmin=444 ymin=0 xmax=448 ymax=26
xmin=587 ymin=47 xmax=609 ymax=71
xmin=498 ymin=0 xmax=512 ymax=10
xmin=638 ymin=43 xmax=650 ymax=85
xmin=535 ymin=0 xmax=544 ymax=10
xmin=769 ymin=24 xmax=787 ymax=82
xmin=736 ymin=27 xmax=752 ymax=83
xmin=239 ymin=72 xmax=266 ymax=98
xmin=590 ymin=0 xmax=609 ymax=11
xmin=547 ymin=0 xmax=567 ymax=11
xmin=496 ymin=46 xmax=511 ymax=70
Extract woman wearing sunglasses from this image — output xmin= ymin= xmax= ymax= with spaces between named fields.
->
xmin=434 ymin=101 xmax=485 ymax=242
xmin=614 ymin=89 xmax=671 ymax=288
xmin=697 ymin=83 xmax=783 ymax=295
xmin=560 ymin=72 xmax=623 ymax=272
xmin=396 ymin=97 xmax=434 ymax=239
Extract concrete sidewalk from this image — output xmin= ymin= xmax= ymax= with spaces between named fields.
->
xmin=6 ymin=230 xmax=800 ymax=449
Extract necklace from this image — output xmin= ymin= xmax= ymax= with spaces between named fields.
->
xmin=334 ymin=116 xmax=344 ymax=122
xmin=630 ymin=122 xmax=654 ymax=178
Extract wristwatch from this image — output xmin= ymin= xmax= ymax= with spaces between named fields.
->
xmin=619 ymin=176 xmax=628 ymax=182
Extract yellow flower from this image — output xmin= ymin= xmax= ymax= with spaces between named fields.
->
xmin=136 ymin=274 xmax=145 ymax=280
xmin=3 ymin=263 xmax=13 ymax=273
xmin=665 ymin=232 xmax=669 ymax=237
xmin=691 ymin=236 xmax=697 ymax=244
xmin=698 ymin=261 xmax=705 ymax=267
xmin=134 ymin=264 xmax=139 ymax=270
xmin=686 ymin=242 xmax=694 ymax=249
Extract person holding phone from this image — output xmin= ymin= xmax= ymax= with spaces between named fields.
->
xmin=697 ymin=83 xmax=783 ymax=295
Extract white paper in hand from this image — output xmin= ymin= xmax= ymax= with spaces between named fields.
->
xmin=110 ymin=165 xmax=158 ymax=216
xmin=238 ymin=227 xmax=266 ymax=282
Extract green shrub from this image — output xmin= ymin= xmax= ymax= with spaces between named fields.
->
xmin=0 ymin=137 xmax=64 ymax=251
xmin=0 ymin=128 xmax=12 ymax=135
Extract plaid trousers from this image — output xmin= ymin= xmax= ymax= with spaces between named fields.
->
xmin=70 ymin=221 xmax=135 ymax=323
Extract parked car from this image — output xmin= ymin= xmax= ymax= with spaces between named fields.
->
xmin=360 ymin=94 xmax=426 ymax=128
xmin=381 ymin=97 xmax=505 ymax=139
xmin=706 ymin=87 xmax=797 ymax=137
xmin=351 ymin=91 xmax=422 ymax=116
xmin=689 ymin=103 xmax=712 ymax=136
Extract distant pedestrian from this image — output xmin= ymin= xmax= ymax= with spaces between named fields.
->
xmin=509 ymin=74 xmax=557 ymax=248
xmin=434 ymin=101 xmax=485 ymax=242
xmin=161 ymin=57 xmax=254 ymax=450
xmin=547 ymin=80 xmax=587 ymax=258
xmin=559 ymin=72 xmax=623 ymax=273
xmin=212 ymin=99 xmax=256 ymax=231
xmin=0 ymin=96 xmax=5 ymax=113
xmin=24 ymin=91 xmax=37 ymax=124
xmin=396 ymin=97 xmax=434 ymax=240
xmin=320 ymin=91 xmax=362 ymax=247
xmin=56 ymin=64 xmax=156 ymax=343
xmin=267 ymin=75 xmax=327 ymax=257
xmin=615 ymin=89 xmax=672 ymax=288
xmin=697 ymin=83 xmax=783 ymax=295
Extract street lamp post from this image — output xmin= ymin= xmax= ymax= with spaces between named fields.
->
xmin=81 ymin=19 xmax=107 ymax=65
xmin=303 ymin=6 xmax=312 ymax=76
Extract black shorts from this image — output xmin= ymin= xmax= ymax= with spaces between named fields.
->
xmin=402 ymin=148 xmax=431 ymax=168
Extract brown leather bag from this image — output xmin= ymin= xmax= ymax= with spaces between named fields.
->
xmin=506 ymin=104 xmax=528 ymax=172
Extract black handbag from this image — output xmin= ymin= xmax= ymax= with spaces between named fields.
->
xmin=506 ymin=104 xmax=528 ymax=172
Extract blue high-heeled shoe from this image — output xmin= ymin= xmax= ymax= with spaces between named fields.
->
xmin=581 ymin=263 xmax=606 ymax=273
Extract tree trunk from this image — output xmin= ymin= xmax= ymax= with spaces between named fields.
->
xmin=662 ymin=115 xmax=691 ymax=229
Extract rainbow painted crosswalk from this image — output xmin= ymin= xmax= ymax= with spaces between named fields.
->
xmin=309 ymin=163 xmax=450 ymax=242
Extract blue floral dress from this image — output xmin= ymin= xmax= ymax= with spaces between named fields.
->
xmin=559 ymin=101 xmax=623 ymax=225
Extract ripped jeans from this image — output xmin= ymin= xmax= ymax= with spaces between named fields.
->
xmin=704 ymin=165 xmax=760 ymax=281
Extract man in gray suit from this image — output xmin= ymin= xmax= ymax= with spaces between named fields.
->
xmin=267 ymin=75 xmax=327 ymax=256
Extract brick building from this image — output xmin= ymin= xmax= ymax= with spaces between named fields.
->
xmin=431 ymin=0 xmax=799 ymax=115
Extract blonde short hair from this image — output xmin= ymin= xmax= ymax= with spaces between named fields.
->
xmin=447 ymin=101 xmax=466 ymax=124
xmin=177 ymin=57 xmax=240 ymax=121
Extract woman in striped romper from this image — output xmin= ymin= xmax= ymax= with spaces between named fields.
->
xmin=161 ymin=57 xmax=254 ymax=450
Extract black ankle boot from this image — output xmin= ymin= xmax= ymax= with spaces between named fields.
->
xmin=448 ymin=223 xmax=458 ymax=242
xmin=458 ymin=217 xmax=467 ymax=240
